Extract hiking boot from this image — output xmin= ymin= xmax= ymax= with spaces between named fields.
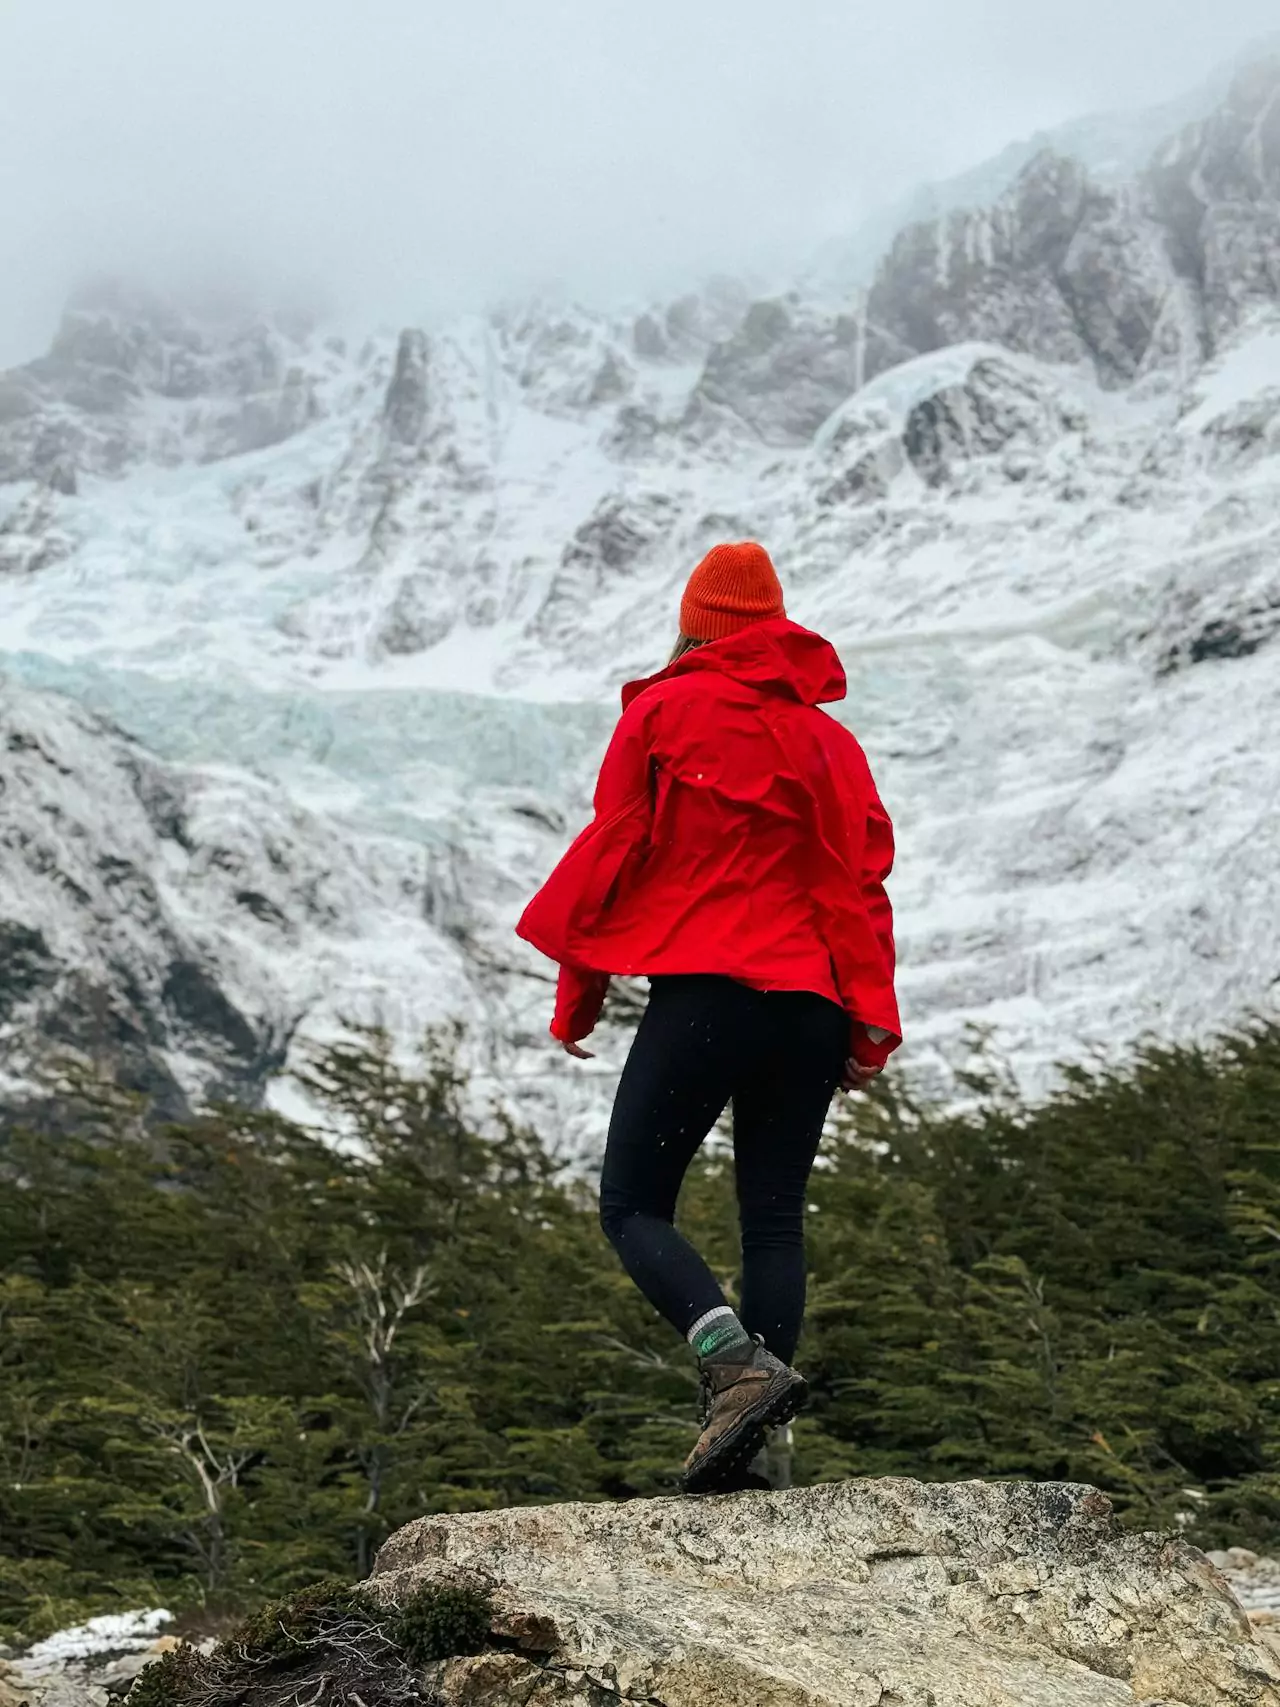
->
xmin=716 ymin=1463 xmax=773 ymax=1494
xmin=681 ymin=1337 xmax=807 ymax=1496
xmin=716 ymin=1425 xmax=796 ymax=1495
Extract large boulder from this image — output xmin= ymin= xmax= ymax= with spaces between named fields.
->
xmin=369 ymin=1477 xmax=1280 ymax=1705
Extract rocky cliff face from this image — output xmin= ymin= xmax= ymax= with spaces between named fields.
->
xmin=0 ymin=682 xmax=493 ymax=1120
xmin=2 ymin=59 xmax=1280 ymax=1146
xmin=1148 ymin=56 xmax=1280 ymax=351
xmin=369 ymin=1478 xmax=1280 ymax=1705
xmin=713 ymin=54 xmax=1280 ymax=441
xmin=865 ymin=155 xmax=1183 ymax=388
xmin=0 ymin=281 xmax=338 ymax=490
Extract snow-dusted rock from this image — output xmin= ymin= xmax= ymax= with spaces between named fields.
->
xmin=371 ymin=1478 xmax=1280 ymax=1705
xmin=898 ymin=353 xmax=1087 ymax=487
xmin=1148 ymin=54 xmax=1280 ymax=349
xmin=534 ymin=492 xmax=680 ymax=648
xmin=382 ymin=328 xmax=431 ymax=449
xmin=0 ymin=488 xmax=73 ymax=578
xmin=804 ymin=45 xmax=1264 ymax=298
xmin=0 ymin=681 xmax=485 ymax=1119
xmin=688 ymin=55 xmax=1276 ymax=444
xmin=683 ymin=296 xmax=864 ymax=445
xmin=858 ymin=55 xmax=1280 ymax=393
xmin=0 ymin=281 xmax=342 ymax=490
xmin=864 ymin=152 xmax=1178 ymax=387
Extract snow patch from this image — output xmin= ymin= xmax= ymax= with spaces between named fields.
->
xmin=1180 ymin=318 xmax=1280 ymax=432
xmin=27 ymin=1609 xmax=173 ymax=1663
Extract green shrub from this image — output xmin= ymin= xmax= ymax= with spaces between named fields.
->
xmin=389 ymin=1582 xmax=494 ymax=1666
xmin=126 ymin=1645 xmax=208 ymax=1707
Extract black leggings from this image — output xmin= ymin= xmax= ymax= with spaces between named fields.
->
xmin=598 ymin=975 xmax=847 ymax=1365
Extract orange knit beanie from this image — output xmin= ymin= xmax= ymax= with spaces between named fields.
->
xmin=679 ymin=541 xmax=785 ymax=641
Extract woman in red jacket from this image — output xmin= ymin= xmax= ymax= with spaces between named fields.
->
xmin=517 ymin=541 xmax=900 ymax=1494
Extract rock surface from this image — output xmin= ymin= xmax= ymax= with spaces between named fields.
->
xmin=370 ymin=1478 xmax=1280 ymax=1705
xmin=1212 ymin=1553 xmax=1280 ymax=1666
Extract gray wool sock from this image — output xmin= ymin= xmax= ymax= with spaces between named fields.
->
xmin=687 ymin=1305 xmax=753 ymax=1362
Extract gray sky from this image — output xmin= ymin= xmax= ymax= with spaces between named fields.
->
xmin=1 ymin=0 xmax=1277 ymax=366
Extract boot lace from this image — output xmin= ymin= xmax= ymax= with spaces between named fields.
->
xmin=697 ymin=1367 xmax=713 ymax=1427
xmin=697 ymin=1339 xmax=765 ymax=1426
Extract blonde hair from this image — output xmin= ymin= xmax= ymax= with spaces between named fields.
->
xmin=668 ymin=633 xmax=704 ymax=665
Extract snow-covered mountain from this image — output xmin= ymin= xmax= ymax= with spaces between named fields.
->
xmin=807 ymin=31 xmax=1280 ymax=295
xmin=2 ymin=56 xmax=1279 ymax=1158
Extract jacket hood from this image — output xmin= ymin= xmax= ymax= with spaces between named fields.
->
xmin=622 ymin=617 xmax=847 ymax=710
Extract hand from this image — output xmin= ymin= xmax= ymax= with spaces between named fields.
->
xmin=841 ymin=1057 xmax=880 ymax=1093
xmin=560 ymin=1040 xmax=595 ymax=1060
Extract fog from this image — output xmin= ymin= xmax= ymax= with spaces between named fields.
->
xmin=2 ymin=0 xmax=1277 ymax=365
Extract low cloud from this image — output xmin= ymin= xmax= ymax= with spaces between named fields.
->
xmin=2 ymin=0 xmax=1277 ymax=363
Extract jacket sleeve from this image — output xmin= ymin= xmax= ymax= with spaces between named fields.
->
xmin=846 ymin=791 xmax=899 ymax=1067
xmin=862 ymin=794 xmax=897 ymax=981
xmin=808 ymin=720 xmax=901 ymax=1062
xmin=542 ymin=696 xmax=656 ymax=1044
xmin=551 ymin=966 xmax=612 ymax=1044
xmin=850 ymin=1023 xmax=896 ymax=1071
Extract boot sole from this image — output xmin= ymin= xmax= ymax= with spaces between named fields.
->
xmin=680 ymin=1373 xmax=808 ymax=1496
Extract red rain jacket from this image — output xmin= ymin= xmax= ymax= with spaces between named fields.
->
xmin=516 ymin=618 xmax=900 ymax=1065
